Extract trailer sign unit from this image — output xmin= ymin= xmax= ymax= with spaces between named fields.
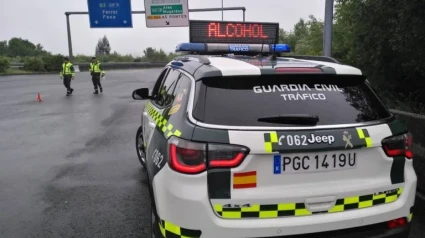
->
xmin=189 ymin=20 xmax=279 ymax=44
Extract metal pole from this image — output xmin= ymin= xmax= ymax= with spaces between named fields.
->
xmin=221 ymin=0 xmax=224 ymax=21
xmin=243 ymin=9 xmax=245 ymax=22
xmin=323 ymin=0 xmax=334 ymax=57
xmin=66 ymin=13 xmax=73 ymax=60
xmin=65 ymin=7 xmax=246 ymax=15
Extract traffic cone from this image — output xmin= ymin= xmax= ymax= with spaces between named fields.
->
xmin=35 ymin=93 xmax=43 ymax=102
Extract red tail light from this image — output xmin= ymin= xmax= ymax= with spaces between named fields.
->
xmin=387 ymin=217 xmax=407 ymax=229
xmin=168 ymin=138 xmax=249 ymax=174
xmin=169 ymin=139 xmax=207 ymax=174
xmin=382 ymin=133 xmax=413 ymax=159
xmin=275 ymin=67 xmax=323 ymax=73
xmin=208 ymin=144 xmax=249 ymax=168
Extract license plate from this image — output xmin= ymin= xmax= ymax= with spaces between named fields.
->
xmin=273 ymin=152 xmax=357 ymax=174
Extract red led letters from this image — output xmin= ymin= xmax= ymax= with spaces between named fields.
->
xmin=207 ymin=23 xmax=269 ymax=39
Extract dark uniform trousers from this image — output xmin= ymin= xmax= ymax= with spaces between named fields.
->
xmin=92 ymin=73 xmax=102 ymax=90
xmin=63 ymin=75 xmax=73 ymax=92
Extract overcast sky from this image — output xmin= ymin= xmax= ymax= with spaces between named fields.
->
xmin=0 ymin=0 xmax=326 ymax=56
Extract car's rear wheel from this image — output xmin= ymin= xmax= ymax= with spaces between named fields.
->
xmin=147 ymin=160 xmax=161 ymax=238
xmin=136 ymin=126 xmax=146 ymax=169
xmin=151 ymin=208 xmax=162 ymax=238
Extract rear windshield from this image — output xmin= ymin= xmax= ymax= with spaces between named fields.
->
xmin=192 ymin=74 xmax=391 ymax=127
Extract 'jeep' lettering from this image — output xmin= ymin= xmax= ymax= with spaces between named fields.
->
xmin=307 ymin=134 xmax=335 ymax=145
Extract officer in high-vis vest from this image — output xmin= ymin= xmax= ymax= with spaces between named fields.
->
xmin=89 ymin=57 xmax=105 ymax=94
xmin=60 ymin=57 xmax=75 ymax=96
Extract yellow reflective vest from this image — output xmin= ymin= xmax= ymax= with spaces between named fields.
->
xmin=60 ymin=62 xmax=75 ymax=77
xmin=89 ymin=61 xmax=105 ymax=74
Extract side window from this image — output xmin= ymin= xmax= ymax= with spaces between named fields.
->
xmin=166 ymin=75 xmax=191 ymax=116
xmin=154 ymin=69 xmax=181 ymax=107
xmin=151 ymin=69 xmax=169 ymax=97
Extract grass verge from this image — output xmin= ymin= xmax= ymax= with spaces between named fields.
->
xmin=0 ymin=68 xmax=58 ymax=76
xmin=0 ymin=68 xmax=34 ymax=75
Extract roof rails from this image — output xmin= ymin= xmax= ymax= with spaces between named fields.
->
xmin=283 ymin=55 xmax=341 ymax=64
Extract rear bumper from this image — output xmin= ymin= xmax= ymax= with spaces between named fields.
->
xmin=152 ymin=163 xmax=416 ymax=238
xmin=261 ymin=223 xmax=410 ymax=238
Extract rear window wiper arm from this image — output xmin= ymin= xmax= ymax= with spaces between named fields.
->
xmin=258 ymin=114 xmax=319 ymax=125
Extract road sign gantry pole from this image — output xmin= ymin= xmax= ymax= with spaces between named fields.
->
xmin=323 ymin=0 xmax=334 ymax=57
xmin=64 ymin=7 xmax=247 ymax=60
xmin=65 ymin=13 xmax=73 ymax=60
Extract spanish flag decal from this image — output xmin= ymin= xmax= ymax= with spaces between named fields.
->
xmin=233 ymin=171 xmax=257 ymax=189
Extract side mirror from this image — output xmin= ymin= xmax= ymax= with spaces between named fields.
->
xmin=132 ymin=88 xmax=152 ymax=100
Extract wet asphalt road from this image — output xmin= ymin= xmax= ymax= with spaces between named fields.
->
xmin=0 ymin=69 xmax=424 ymax=238
xmin=0 ymin=70 xmax=156 ymax=238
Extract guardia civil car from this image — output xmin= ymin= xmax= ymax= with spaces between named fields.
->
xmin=132 ymin=42 xmax=416 ymax=238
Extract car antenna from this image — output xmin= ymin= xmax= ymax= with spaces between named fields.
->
xmin=270 ymin=42 xmax=278 ymax=68
xmin=257 ymin=39 xmax=265 ymax=67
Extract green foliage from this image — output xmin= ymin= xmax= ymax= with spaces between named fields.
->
xmin=23 ymin=57 xmax=45 ymax=72
xmin=0 ymin=56 xmax=10 ymax=73
xmin=279 ymin=16 xmax=324 ymax=55
xmin=140 ymin=47 xmax=177 ymax=62
xmin=278 ymin=1 xmax=425 ymax=114
xmin=6 ymin=37 xmax=49 ymax=57
xmin=102 ymin=51 xmax=134 ymax=62
xmin=95 ymin=35 xmax=112 ymax=56
xmin=332 ymin=0 xmax=425 ymax=112
xmin=0 ymin=41 xmax=7 ymax=56
xmin=73 ymin=54 xmax=92 ymax=63
xmin=42 ymin=54 xmax=64 ymax=72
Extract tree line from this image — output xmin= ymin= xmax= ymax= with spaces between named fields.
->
xmin=0 ymin=35 xmax=177 ymax=74
xmin=279 ymin=0 xmax=425 ymax=114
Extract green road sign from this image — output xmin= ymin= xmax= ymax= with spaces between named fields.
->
xmin=151 ymin=5 xmax=183 ymax=15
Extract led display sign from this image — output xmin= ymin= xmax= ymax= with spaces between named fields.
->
xmin=189 ymin=20 xmax=279 ymax=44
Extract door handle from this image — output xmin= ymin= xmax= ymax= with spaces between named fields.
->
xmin=149 ymin=122 xmax=156 ymax=128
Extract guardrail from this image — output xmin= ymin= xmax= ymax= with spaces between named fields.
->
xmin=10 ymin=63 xmax=24 ymax=69
xmin=77 ymin=62 xmax=168 ymax=71
xmin=9 ymin=62 xmax=169 ymax=71
xmin=390 ymin=109 xmax=425 ymax=194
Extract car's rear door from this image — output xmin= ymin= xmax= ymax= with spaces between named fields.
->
xmin=145 ymin=68 xmax=182 ymax=177
xmin=143 ymin=68 xmax=169 ymax=148
xmin=193 ymin=74 xmax=406 ymax=219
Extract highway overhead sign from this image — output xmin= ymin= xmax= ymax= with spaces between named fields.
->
xmin=87 ymin=0 xmax=133 ymax=28
xmin=144 ymin=0 xmax=189 ymax=28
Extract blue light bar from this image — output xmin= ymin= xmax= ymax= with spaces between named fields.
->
xmin=176 ymin=43 xmax=206 ymax=52
xmin=271 ymin=44 xmax=291 ymax=53
xmin=175 ymin=43 xmax=291 ymax=54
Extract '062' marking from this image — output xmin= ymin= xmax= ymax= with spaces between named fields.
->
xmin=152 ymin=149 xmax=163 ymax=169
xmin=278 ymin=134 xmax=335 ymax=146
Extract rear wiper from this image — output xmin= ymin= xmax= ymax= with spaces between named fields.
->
xmin=258 ymin=114 xmax=319 ymax=125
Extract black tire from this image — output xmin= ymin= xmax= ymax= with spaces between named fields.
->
xmin=146 ymin=159 xmax=161 ymax=238
xmin=135 ymin=126 xmax=146 ymax=169
xmin=151 ymin=208 xmax=162 ymax=238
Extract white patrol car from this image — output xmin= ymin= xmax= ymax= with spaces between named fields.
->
xmin=132 ymin=42 xmax=417 ymax=238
